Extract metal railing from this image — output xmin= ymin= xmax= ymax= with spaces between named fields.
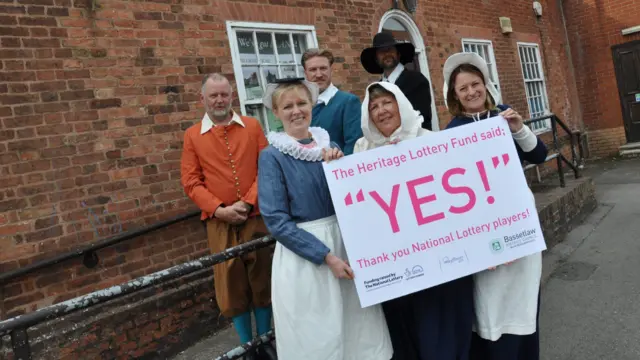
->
xmin=0 ymin=235 xmax=277 ymax=360
xmin=0 ymin=210 xmax=201 ymax=285
xmin=523 ymin=114 xmax=584 ymax=187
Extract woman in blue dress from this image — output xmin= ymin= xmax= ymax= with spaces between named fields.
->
xmin=257 ymin=78 xmax=392 ymax=360
xmin=442 ymin=52 xmax=548 ymax=360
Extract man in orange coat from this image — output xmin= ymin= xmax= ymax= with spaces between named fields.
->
xmin=180 ymin=73 xmax=273 ymax=359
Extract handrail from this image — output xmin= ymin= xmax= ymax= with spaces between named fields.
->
xmin=0 ymin=235 xmax=277 ymax=359
xmin=0 ymin=209 xmax=201 ymax=285
xmin=522 ymin=113 xmax=583 ymax=187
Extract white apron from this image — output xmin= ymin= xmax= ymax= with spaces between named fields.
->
xmin=271 ymin=215 xmax=393 ymax=360
xmin=473 ymin=189 xmax=542 ymax=340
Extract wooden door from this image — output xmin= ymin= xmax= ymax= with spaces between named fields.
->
xmin=612 ymin=40 xmax=640 ymax=143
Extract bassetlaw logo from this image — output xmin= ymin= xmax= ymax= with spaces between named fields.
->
xmin=490 ymin=238 xmax=504 ymax=254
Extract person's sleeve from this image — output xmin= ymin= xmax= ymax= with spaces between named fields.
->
xmin=241 ymin=125 xmax=269 ymax=207
xmin=341 ymin=94 xmax=363 ymax=155
xmin=258 ymin=150 xmax=331 ymax=264
xmin=513 ymin=125 xmax=548 ymax=164
xmin=415 ymin=74 xmax=433 ymax=129
xmin=180 ymin=131 xmax=224 ymax=215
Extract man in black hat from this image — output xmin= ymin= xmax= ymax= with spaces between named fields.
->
xmin=360 ymin=32 xmax=433 ymax=130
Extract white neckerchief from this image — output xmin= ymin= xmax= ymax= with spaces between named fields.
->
xmin=267 ymin=126 xmax=331 ymax=162
xmin=316 ymin=84 xmax=339 ymax=105
xmin=382 ymin=63 xmax=405 ymax=84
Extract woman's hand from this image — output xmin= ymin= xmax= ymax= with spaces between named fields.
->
xmin=325 ymin=253 xmax=355 ymax=280
xmin=499 ymin=108 xmax=524 ymax=133
xmin=322 ymin=148 xmax=344 ymax=163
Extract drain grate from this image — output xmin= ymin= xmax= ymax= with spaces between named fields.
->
xmin=550 ymin=261 xmax=598 ymax=281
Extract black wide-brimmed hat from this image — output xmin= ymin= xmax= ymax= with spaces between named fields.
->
xmin=360 ymin=32 xmax=416 ymax=74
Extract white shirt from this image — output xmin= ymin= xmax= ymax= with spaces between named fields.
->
xmin=316 ymin=83 xmax=339 ymax=105
xmin=381 ymin=63 xmax=405 ymax=84
xmin=200 ymin=111 xmax=245 ymax=135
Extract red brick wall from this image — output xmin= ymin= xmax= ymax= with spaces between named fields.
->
xmin=561 ymin=0 xmax=640 ymax=156
xmin=1 ymin=0 xmax=582 ymax=335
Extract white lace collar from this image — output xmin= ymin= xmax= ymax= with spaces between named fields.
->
xmin=267 ymin=127 xmax=331 ymax=162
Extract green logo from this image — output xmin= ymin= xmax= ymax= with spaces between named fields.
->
xmin=490 ymin=239 xmax=503 ymax=253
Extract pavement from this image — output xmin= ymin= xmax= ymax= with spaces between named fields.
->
xmin=172 ymin=158 xmax=640 ymax=360
xmin=540 ymin=157 xmax=640 ymax=360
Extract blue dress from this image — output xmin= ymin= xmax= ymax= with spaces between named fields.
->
xmin=257 ymin=145 xmax=336 ymax=264
xmin=258 ymin=136 xmax=393 ymax=360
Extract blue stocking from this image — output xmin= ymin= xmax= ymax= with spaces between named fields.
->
xmin=254 ymin=306 xmax=273 ymax=336
xmin=232 ymin=312 xmax=253 ymax=344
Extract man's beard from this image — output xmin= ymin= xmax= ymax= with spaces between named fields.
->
xmin=380 ymin=57 xmax=399 ymax=71
xmin=207 ymin=106 xmax=231 ymax=122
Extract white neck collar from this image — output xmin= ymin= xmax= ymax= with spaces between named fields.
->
xmin=267 ymin=127 xmax=331 ymax=162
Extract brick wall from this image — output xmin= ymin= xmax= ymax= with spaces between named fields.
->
xmin=1 ymin=0 xmax=584 ymax=345
xmin=561 ymin=0 xmax=640 ymax=155
xmin=585 ymin=126 xmax=627 ymax=158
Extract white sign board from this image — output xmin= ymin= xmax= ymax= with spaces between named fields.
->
xmin=323 ymin=116 xmax=546 ymax=307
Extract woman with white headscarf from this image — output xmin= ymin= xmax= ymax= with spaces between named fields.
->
xmin=442 ymin=52 xmax=547 ymax=360
xmin=258 ymin=78 xmax=392 ymax=360
xmin=325 ymin=81 xmax=474 ymax=360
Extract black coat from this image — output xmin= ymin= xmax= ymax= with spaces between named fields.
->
xmin=391 ymin=69 xmax=433 ymax=130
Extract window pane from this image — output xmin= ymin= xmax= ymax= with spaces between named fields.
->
xmin=262 ymin=66 xmax=278 ymax=84
xmin=293 ymin=34 xmax=308 ymax=64
xmin=242 ymin=66 xmax=262 ymax=100
xmin=245 ymin=104 xmax=267 ymax=130
xmin=256 ymin=32 xmax=276 ymax=64
xmin=281 ymin=65 xmax=297 ymax=79
xmin=463 ymin=43 xmax=470 ymax=52
xmin=266 ymin=107 xmax=284 ymax=133
xmin=237 ymin=31 xmax=258 ymax=64
xmin=275 ymin=33 xmax=294 ymax=64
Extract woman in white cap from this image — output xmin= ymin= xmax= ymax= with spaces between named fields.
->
xmin=325 ymin=81 xmax=474 ymax=360
xmin=257 ymin=78 xmax=392 ymax=360
xmin=442 ymin=52 xmax=547 ymax=360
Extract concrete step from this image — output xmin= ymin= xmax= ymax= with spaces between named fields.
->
xmin=619 ymin=149 xmax=640 ymax=157
xmin=619 ymin=142 xmax=640 ymax=157
xmin=618 ymin=142 xmax=640 ymax=150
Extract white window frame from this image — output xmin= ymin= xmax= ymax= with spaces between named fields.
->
xmin=226 ymin=21 xmax=319 ymax=132
xmin=517 ymin=42 xmax=551 ymax=134
xmin=461 ymin=38 xmax=502 ymax=95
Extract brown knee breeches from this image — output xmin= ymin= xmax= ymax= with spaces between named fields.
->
xmin=206 ymin=216 xmax=272 ymax=318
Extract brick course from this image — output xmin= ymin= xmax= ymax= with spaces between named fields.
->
xmin=561 ymin=0 xmax=640 ymax=156
xmin=0 ymin=0 xmax=593 ymax=349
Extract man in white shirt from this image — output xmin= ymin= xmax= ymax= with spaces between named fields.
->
xmin=361 ymin=32 xmax=433 ymax=130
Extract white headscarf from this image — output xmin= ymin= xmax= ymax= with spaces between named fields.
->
xmin=361 ymin=82 xmax=424 ymax=147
